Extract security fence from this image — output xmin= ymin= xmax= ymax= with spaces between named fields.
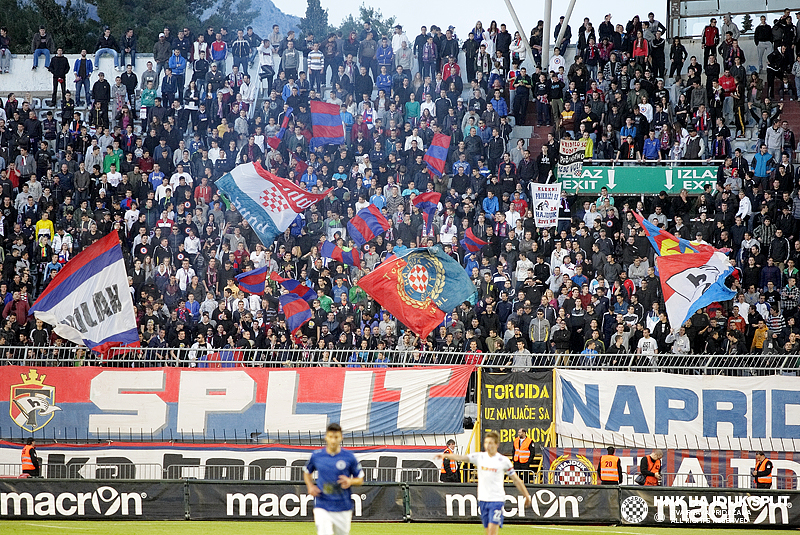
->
xmin=1 ymin=346 xmax=797 ymax=375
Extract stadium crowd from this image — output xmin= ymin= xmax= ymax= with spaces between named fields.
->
xmin=0 ymin=8 xmax=799 ymax=367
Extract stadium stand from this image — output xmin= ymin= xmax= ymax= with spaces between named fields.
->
xmin=0 ymin=10 xmax=798 ymax=370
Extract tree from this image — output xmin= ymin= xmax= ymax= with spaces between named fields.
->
xmin=336 ymin=4 xmax=396 ymax=40
xmin=741 ymin=14 xmax=753 ymax=34
xmin=299 ymin=0 xmax=329 ymax=41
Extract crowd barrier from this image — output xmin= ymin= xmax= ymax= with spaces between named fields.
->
xmin=1 ymin=346 xmax=797 ymax=375
xmin=0 ymin=479 xmax=798 ymax=526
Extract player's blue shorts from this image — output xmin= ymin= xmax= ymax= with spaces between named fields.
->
xmin=479 ymin=501 xmax=504 ymax=528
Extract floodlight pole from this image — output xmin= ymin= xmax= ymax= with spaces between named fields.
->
xmin=542 ymin=0 xmax=552 ymax=67
xmin=555 ymin=0 xmax=578 ymax=56
xmin=502 ymin=0 xmax=535 ymax=67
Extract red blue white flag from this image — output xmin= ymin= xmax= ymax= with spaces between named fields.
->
xmin=29 ymin=233 xmax=139 ymax=353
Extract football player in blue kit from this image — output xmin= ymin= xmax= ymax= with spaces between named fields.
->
xmin=304 ymin=423 xmax=365 ymax=535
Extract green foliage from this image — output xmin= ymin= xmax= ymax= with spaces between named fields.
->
xmin=0 ymin=0 xmax=99 ymax=53
xmin=299 ymin=0 xmax=329 ymax=41
xmin=741 ymin=14 xmax=753 ymax=34
xmin=202 ymin=0 xmax=259 ymax=36
xmin=336 ymin=3 xmax=396 ymax=40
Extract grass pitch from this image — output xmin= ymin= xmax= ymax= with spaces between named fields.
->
xmin=3 ymin=523 xmax=798 ymax=535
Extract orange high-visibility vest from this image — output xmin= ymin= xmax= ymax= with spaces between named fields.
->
xmin=645 ymin=456 xmax=661 ymax=486
xmin=513 ymin=437 xmax=532 ymax=464
xmin=21 ymin=445 xmax=35 ymax=470
xmin=757 ymin=458 xmax=772 ymax=485
xmin=440 ymin=447 xmax=457 ymax=473
xmin=599 ymin=454 xmax=620 ymax=482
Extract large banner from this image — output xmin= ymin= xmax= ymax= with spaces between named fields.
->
xmin=408 ymin=484 xmax=618 ymax=523
xmin=555 ymin=370 xmax=800 ymax=451
xmin=0 ymin=366 xmax=473 ymax=438
xmin=0 ymin=441 xmax=442 ymax=482
xmin=482 ymin=372 xmax=554 ymax=456
xmin=529 ymin=183 xmax=561 ymax=228
xmin=543 ymin=448 xmax=800 ymax=489
xmin=188 ymin=482 xmax=404 ymax=520
xmin=0 ymin=479 xmax=185 ymax=519
xmin=557 ymin=140 xmax=586 ymax=177
xmin=619 ymin=487 xmax=800 ymax=526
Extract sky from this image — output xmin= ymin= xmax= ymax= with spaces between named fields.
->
xmin=269 ymin=0 xmax=669 ymax=40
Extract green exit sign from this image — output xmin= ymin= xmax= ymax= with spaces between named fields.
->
xmin=559 ymin=166 xmax=717 ymax=195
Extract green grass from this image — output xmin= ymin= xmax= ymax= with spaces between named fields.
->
xmin=2 ymin=523 xmax=798 ymax=535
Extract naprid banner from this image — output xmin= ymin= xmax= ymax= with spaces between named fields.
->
xmin=0 ymin=366 xmax=473 ymax=437
xmin=407 ymin=484 xmax=618 ymax=523
xmin=0 ymin=441 xmax=441 ymax=482
xmin=618 ymin=487 xmax=800 ymax=526
xmin=555 ymin=370 xmax=800 ymax=450
xmin=482 ymin=372 xmax=554 ymax=456
xmin=0 ymin=480 xmax=184 ymax=519
xmin=188 ymin=482 xmax=405 ymax=521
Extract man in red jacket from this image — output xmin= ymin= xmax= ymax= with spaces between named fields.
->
xmin=702 ymin=18 xmax=720 ymax=64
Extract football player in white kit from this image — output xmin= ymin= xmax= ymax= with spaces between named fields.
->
xmin=439 ymin=431 xmax=531 ymax=533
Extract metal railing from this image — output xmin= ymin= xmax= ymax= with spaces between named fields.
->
xmin=728 ymin=474 xmax=800 ymax=490
xmin=165 ymin=464 xmax=262 ymax=481
xmin=1 ymin=346 xmax=797 ymax=375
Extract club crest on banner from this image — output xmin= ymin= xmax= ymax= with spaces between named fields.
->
xmin=620 ymin=495 xmax=649 ymax=524
xmin=10 ymin=369 xmax=61 ymax=432
xmin=398 ymin=251 xmax=446 ymax=309
xmin=548 ymin=454 xmax=597 ymax=485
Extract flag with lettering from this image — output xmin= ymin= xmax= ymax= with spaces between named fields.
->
xmin=347 ymin=204 xmax=390 ymax=247
xmin=29 ymin=233 xmax=139 ymax=353
xmin=216 ymin=162 xmax=331 ymax=247
xmin=359 ymin=246 xmax=478 ymax=339
xmin=423 ymin=133 xmax=451 ymax=176
xmin=309 ymin=101 xmax=345 ymax=148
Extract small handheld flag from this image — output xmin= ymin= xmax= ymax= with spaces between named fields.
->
xmin=423 ymin=133 xmax=451 ymax=176
xmin=321 ymin=240 xmax=361 ymax=266
xmin=309 ymin=101 xmax=345 ymax=148
xmin=235 ymin=265 xmax=269 ymax=294
xmin=267 ymin=107 xmax=293 ymax=150
xmin=460 ymin=228 xmax=488 ymax=253
xmin=270 ymin=272 xmax=316 ymax=302
xmin=413 ymin=191 xmax=440 ymax=236
xmin=347 ymin=205 xmax=390 ymax=247
xmin=280 ymin=293 xmax=313 ymax=341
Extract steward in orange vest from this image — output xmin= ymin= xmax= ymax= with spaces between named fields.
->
xmin=440 ymin=440 xmax=460 ymax=482
xmin=639 ymin=449 xmax=663 ymax=486
xmin=597 ymin=446 xmax=622 ymax=484
xmin=752 ymin=452 xmax=773 ymax=489
xmin=513 ymin=429 xmax=535 ymax=483
xmin=21 ymin=438 xmax=39 ymax=477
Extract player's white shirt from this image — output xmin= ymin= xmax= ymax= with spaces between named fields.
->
xmin=467 ymin=451 xmax=513 ymax=502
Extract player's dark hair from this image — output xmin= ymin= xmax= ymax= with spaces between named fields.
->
xmin=607 ymin=446 xmax=615 ymax=454
xmin=26 ymin=438 xmax=34 ymax=444
xmin=326 ymin=423 xmax=342 ymax=434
